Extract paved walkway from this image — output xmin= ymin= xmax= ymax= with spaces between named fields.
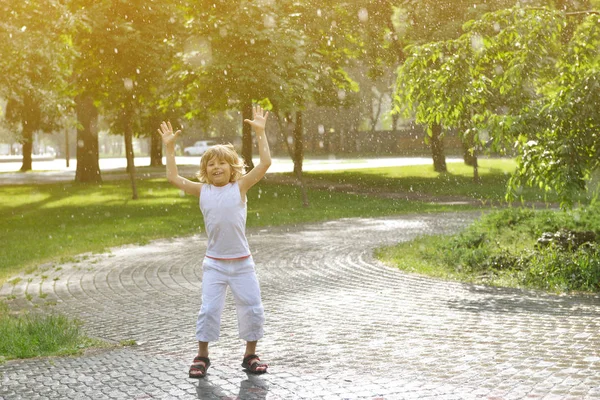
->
xmin=1 ymin=213 xmax=600 ymax=399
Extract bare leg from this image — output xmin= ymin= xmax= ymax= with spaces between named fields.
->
xmin=198 ymin=341 xmax=209 ymax=357
xmin=244 ymin=341 xmax=257 ymax=358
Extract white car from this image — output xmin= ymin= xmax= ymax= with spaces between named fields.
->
xmin=183 ymin=140 xmax=217 ymax=156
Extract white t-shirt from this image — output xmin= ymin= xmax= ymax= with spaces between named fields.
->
xmin=199 ymin=181 xmax=251 ymax=259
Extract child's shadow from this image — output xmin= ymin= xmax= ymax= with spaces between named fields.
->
xmin=195 ymin=374 xmax=269 ymax=399
xmin=237 ymin=375 xmax=269 ymax=399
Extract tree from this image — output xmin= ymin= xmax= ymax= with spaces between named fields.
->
xmin=395 ymin=4 xmax=600 ymax=205
xmin=393 ymin=0 xmax=537 ymax=172
xmin=100 ymin=0 xmax=184 ymax=199
xmin=69 ymin=0 xmax=185 ymax=194
xmin=0 ymin=0 xmax=75 ymax=172
xmin=179 ymin=1 xmax=358 ymax=207
xmin=509 ymin=12 xmax=600 ymax=206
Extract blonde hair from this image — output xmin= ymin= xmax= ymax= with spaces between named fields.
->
xmin=197 ymin=143 xmax=246 ymax=184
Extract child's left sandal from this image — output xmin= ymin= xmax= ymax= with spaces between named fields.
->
xmin=242 ymin=354 xmax=268 ymax=374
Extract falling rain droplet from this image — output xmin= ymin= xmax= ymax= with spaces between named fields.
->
xmin=358 ymin=9 xmax=368 ymax=23
xmin=21 ymin=26 xmax=27 ymax=32
xmin=318 ymin=125 xmax=325 ymax=134
xmin=471 ymin=34 xmax=484 ymax=52
xmin=317 ymin=9 xmax=322 ymax=17
xmin=263 ymin=15 xmax=276 ymax=28
xmin=338 ymin=90 xmax=346 ymax=101
xmin=124 ymin=78 xmax=134 ymax=91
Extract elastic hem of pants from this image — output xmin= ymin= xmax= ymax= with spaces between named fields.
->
xmin=239 ymin=334 xmax=264 ymax=342
xmin=196 ymin=337 xmax=220 ymax=342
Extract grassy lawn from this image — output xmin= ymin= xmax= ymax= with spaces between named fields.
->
xmin=0 ymin=177 xmax=477 ymax=284
xmin=304 ymin=158 xmax=566 ymax=204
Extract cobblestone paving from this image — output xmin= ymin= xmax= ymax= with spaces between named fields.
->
xmin=1 ymin=212 xmax=600 ymax=399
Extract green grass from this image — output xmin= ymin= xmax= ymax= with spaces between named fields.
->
xmin=0 ymin=301 xmax=105 ymax=361
xmin=304 ymin=158 xmax=576 ymax=204
xmin=377 ymin=207 xmax=600 ymax=294
xmin=0 ymin=177 xmax=477 ymax=283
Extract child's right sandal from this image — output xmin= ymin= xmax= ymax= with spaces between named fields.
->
xmin=242 ymin=354 xmax=268 ymax=374
xmin=189 ymin=356 xmax=210 ymax=379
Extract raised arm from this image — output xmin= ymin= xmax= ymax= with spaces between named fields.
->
xmin=158 ymin=121 xmax=202 ymax=197
xmin=238 ymin=105 xmax=272 ymax=195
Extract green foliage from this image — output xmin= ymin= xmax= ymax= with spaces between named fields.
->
xmin=379 ymin=206 xmax=600 ymax=293
xmin=0 ymin=0 xmax=76 ymax=133
xmin=395 ymin=5 xmax=600 ymax=207
xmin=0 ymin=306 xmax=99 ymax=360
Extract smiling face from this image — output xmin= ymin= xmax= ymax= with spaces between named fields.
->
xmin=205 ymin=156 xmax=232 ymax=187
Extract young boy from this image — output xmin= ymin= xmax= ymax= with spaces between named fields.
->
xmin=158 ymin=105 xmax=271 ymax=378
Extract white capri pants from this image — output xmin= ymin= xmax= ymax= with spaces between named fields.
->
xmin=196 ymin=256 xmax=265 ymax=342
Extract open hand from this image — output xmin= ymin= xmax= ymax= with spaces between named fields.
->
xmin=244 ymin=105 xmax=269 ymax=131
xmin=158 ymin=121 xmax=181 ymax=147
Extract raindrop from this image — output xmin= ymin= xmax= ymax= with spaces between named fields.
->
xmin=358 ymin=8 xmax=368 ymax=23
xmin=114 ymin=48 xmax=119 ymax=54
xmin=263 ymin=15 xmax=276 ymax=28
xmin=318 ymin=125 xmax=325 ymax=134
xmin=136 ymin=68 xmax=141 ymax=74
xmin=224 ymin=69 xmax=227 ymax=75
xmin=317 ymin=9 xmax=322 ymax=17
xmin=479 ymin=129 xmax=490 ymax=143
xmin=287 ymin=136 xmax=294 ymax=145
xmin=337 ymin=90 xmax=346 ymax=100
xmin=470 ymin=34 xmax=484 ymax=52
xmin=77 ymin=140 xmax=84 ymax=148
xmin=124 ymin=78 xmax=134 ymax=91
xmin=21 ymin=26 xmax=27 ymax=32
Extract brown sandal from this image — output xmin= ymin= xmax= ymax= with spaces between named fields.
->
xmin=189 ymin=356 xmax=210 ymax=379
xmin=242 ymin=354 xmax=268 ymax=374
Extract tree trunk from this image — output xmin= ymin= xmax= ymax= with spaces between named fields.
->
xmin=19 ymin=94 xmax=41 ymax=172
xmin=473 ymin=154 xmax=479 ymax=184
xmin=65 ymin=128 xmax=70 ymax=168
xmin=123 ymin=110 xmax=138 ymax=200
xmin=20 ymin=121 xmax=34 ymax=172
xmin=293 ymin=111 xmax=309 ymax=207
xmin=293 ymin=111 xmax=304 ymax=176
xmin=75 ymin=94 xmax=102 ymax=183
xmin=241 ymin=101 xmax=254 ymax=171
xmin=370 ymin=91 xmax=384 ymax=133
xmin=392 ymin=113 xmax=399 ymax=133
xmin=150 ymin=129 xmax=163 ymax=167
xmin=463 ymin=138 xmax=476 ymax=167
xmin=430 ymin=123 xmax=447 ymax=173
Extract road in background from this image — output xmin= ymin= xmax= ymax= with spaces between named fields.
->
xmin=0 ymin=156 xmax=463 ymax=185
